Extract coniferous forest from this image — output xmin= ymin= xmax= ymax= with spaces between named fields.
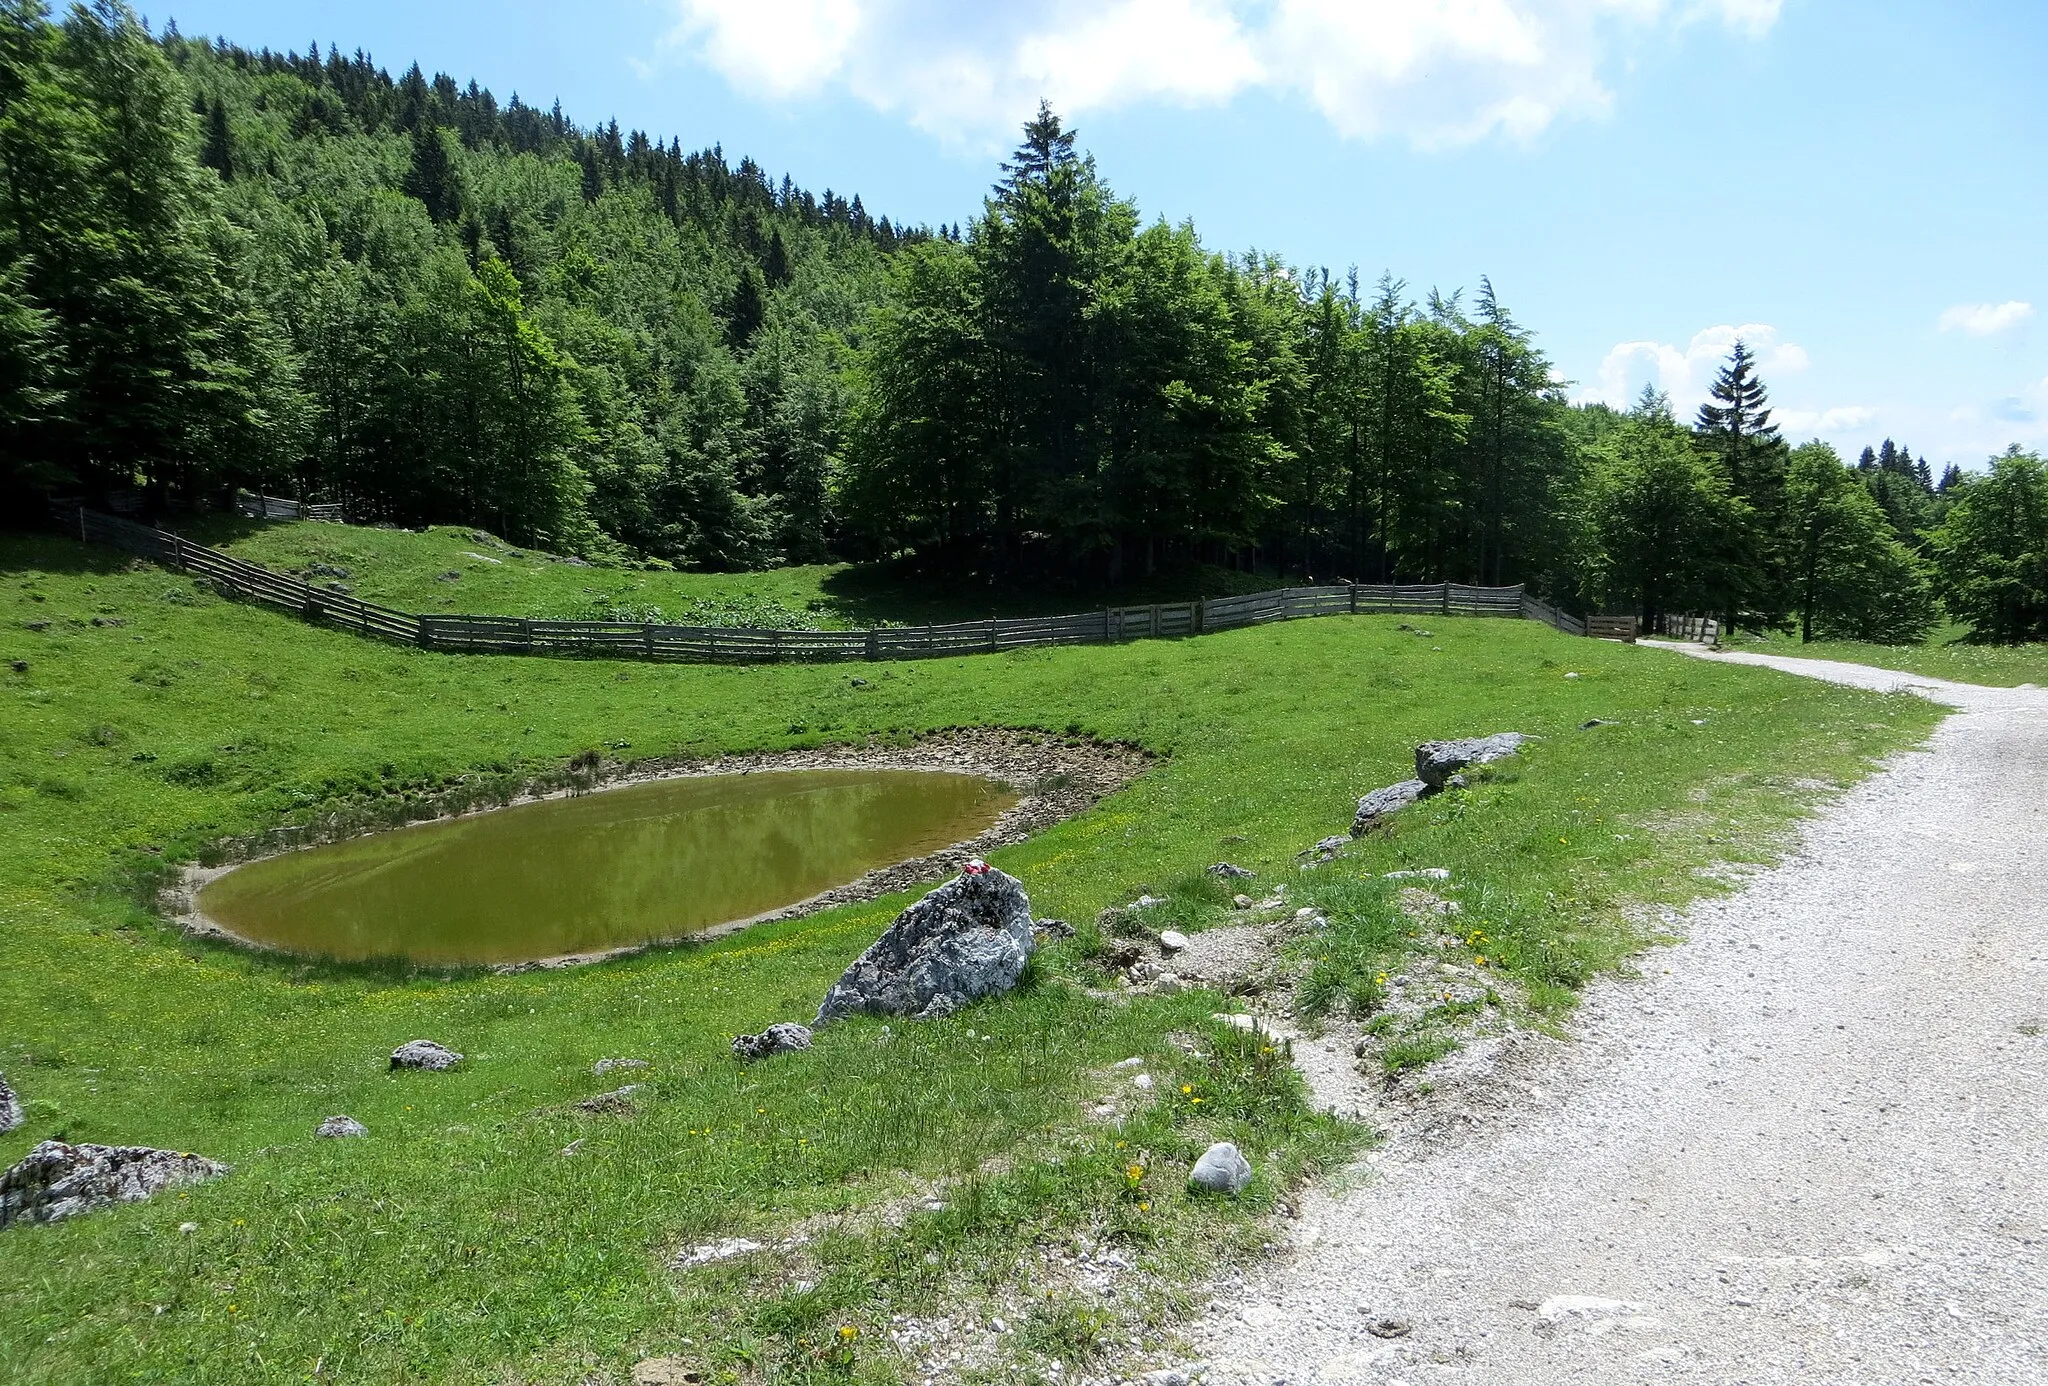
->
xmin=3 ymin=1 xmax=2045 ymax=640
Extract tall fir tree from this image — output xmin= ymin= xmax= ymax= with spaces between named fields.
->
xmin=198 ymin=94 xmax=231 ymax=180
xmin=1695 ymin=340 xmax=1788 ymax=631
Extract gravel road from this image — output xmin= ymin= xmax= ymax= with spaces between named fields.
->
xmin=1191 ymin=645 xmax=2048 ymax=1385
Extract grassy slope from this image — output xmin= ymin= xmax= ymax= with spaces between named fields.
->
xmin=0 ymin=534 xmax=1941 ymax=1384
xmin=1726 ymin=622 xmax=2048 ymax=688
xmin=185 ymin=516 xmax=1286 ymax=629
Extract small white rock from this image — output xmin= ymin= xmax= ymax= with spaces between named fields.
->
xmin=1158 ymin=929 xmax=1190 ymax=953
xmin=315 ymin=1115 xmax=367 ymax=1139
xmin=1132 ymin=1073 xmax=1155 ymax=1091
xmin=1538 ymin=1294 xmax=1641 ymax=1324
xmin=677 ymin=1237 xmax=766 ymax=1268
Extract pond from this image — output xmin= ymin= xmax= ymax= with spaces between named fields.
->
xmin=195 ymin=769 xmax=1017 ymax=966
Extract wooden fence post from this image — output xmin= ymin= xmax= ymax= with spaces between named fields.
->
xmin=1440 ymin=582 xmax=1451 ymax=614
xmin=865 ymin=628 xmax=880 ymax=661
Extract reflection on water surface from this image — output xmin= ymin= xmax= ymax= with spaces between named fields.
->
xmin=198 ymin=770 xmax=1016 ymax=965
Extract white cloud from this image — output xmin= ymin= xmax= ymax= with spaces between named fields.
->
xmin=1936 ymin=300 xmax=2034 ymax=336
xmin=660 ymin=0 xmax=1781 ymax=149
xmin=668 ymin=0 xmax=862 ymax=98
xmin=1575 ymin=322 xmax=1808 ymax=418
xmin=1776 ymin=405 xmax=1875 ymax=434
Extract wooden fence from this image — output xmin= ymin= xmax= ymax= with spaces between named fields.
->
xmin=1651 ymin=612 xmax=1721 ymax=644
xmin=74 ymin=507 xmax=1595 ymax=665
xmin=235 ymin=490 xmax=343 ymax=522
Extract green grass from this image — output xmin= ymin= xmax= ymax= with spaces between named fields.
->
xmin=1725 ymin=622 xmax=2048 ymax=688
xmin=0 ymin=532 xmax=1943 ymax=1384
xmin=181 ymin=515 xmax=1288 ymax=629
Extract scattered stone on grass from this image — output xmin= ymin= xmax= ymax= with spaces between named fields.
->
xmin=1189 ymin=1141 xmax=1253 ymax=1195
xmin=1397 ymin=888 xmax=1463 ymax=920
xmin=1032 ymin=917 xmax=1075 ymax=941
xmin=814 ymin=866 xmax=1036 ymax=1025
xmin=1232 ymin=893 xmax=1253 ymax=909
xmin=1385 ymin=867 xmax=1451 ymax=880
xmin=674 ymin=1235 xmax=783 ymax=1268
xmin=593 ymin=1057 xmax=649 ymax=1076
xmin=315 ymin=1115 xmax=367 ymax=1139
xmin=575 ymin=1084 xmax=644 ymax=1114
xmin=1 ymin=1141 xmax=226 ymax=1228
xmin=1415 ymin=732 xmax=1530 ymax=789
xmin=731 ymin=1023 xmax=813 ymax=1061
xmin=0 ymin=1072 xmax=21 ymax=1134
xmin=1208 ymin=862 xmax=1256 ymax=879
xmin=389 ymin=1039 xmax=462 ymax=1071
xmin=1350 ymin=780 xmax=1431 ymax=836
xmin=1158 ymin=929 xmax=1191 ymax=953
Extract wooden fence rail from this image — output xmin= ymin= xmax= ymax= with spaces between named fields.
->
xmin=73 ymin=507 xmax=1597 ymax=665
xmin=1651 ymin=612 xmax=1721 ymax=645
xmin=234 ymin=490 xmax=343 ymax=522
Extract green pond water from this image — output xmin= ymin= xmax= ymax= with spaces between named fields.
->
xmin=197 ymin=770 xmax=1017 ymax=966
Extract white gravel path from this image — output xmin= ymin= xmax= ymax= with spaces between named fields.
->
xmin=1190 ymin=645 xmax=2048 ymax=1386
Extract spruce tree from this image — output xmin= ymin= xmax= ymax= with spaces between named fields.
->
xmin=763 ymin=227 xmax=789 ymax=286
xmin=725 ymin=267 xmax=764 ymax=348
xmin=402 ymin=123 xmax=460 ymax=223
xmin=199 ymin=96 xmax=233 ymax=180
xmin=1694 ymin=340 xmax=1788 ymax=631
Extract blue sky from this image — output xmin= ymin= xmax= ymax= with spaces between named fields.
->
xmin=156 ymin=0 xmax=2045 ymax=471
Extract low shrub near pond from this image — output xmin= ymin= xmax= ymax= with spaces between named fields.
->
xmin=0 ymin=532 xmax=1939 ymax=1383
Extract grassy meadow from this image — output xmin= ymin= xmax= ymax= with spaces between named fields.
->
xmin=0 ymin=529 xmax=1943 ymax=1384
xmin=183 ymin=516 xmax=1286 ymax=630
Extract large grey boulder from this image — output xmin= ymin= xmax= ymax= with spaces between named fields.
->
xmin=0 ymin=1072 xmax=21 ymax=1134
xmin=1 ymin=1141 xmax=226 ymax=1228
xmin=1350 ymin=779 xmax=1432 ymax=836
xmin=1189 ymin=1141 xmax=1253 ymax=1195
xmin=389 ymin=1039 xmax=462 ymax=1071
xmin=731 ymin=1023 xmax=813 ymax=1061
xmin=1415 ymin=733 xmax=1529 ymax=789
xmin=815 ymin=867 xmax=1036 ymax=1025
